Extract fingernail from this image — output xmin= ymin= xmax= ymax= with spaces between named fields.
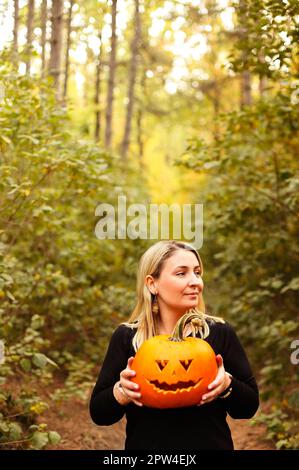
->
xmin=134 ymin=384 xmax=139 ymax=389
xmin=202 ymin=395 xmax=206 ymax=400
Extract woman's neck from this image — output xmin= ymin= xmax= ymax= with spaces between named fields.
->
xmin=157 ymin=309 xmax=186 ymax=335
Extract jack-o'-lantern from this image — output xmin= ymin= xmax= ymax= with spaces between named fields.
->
xmin=131 ymin=312 xmax=218 ymax=408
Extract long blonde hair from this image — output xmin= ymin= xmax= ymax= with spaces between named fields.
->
xmin=123 ymin=240 xmax=224 ymax=351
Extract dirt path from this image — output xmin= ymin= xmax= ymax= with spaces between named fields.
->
xmin=41 ymin=392 xmax=275 ymax=450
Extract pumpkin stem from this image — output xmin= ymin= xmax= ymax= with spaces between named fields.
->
xmin=170 ymin=312 xmax=209 ymax=341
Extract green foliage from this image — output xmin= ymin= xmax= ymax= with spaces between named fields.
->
xmin=178 ymin=1 xmax=299 ymax=448
xmin=1 ymin=0 xmax=298 ymax=450
xmin=230 ymin=0 xmax=299 ymax=78
xmin=0 ymin=396 xmax=61 ymax=449
xmin=0 ymin=59 xmax=149 ymax=448
xmin=252 ymin=405 xmax=299 ymax=449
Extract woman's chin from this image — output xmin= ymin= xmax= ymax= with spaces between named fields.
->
xmin=183 ymin=300 xmax=198 ymax=310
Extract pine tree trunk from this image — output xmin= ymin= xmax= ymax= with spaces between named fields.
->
xmin=121 ymin=0 xmax=141 ymax=160
xmin=213 ymin=83 xmax=221 ymax=141
xmin=13 ymin=0 xmax=19 ymax=61
xmin=136 ymin=68 xmax=146 ymax=168
xmin=95 ymin=31 xmax=103 ymax=142
xmin=238 ymin=0 xmax=252 ymax=107
xmin=105 ymin=0 xmax=117 ymax=149
xmin=40 ymin=0 xmax=47 ymax=77
xmin=63 ymin=0 xmax=74 ymax=100
xmin=25 ymin=0 xmax=35 ymax=74
xmin=258 ymin=50 xmax=267 ymax=97
xmin=240 ymin=70 xmax=252 ymax=107
xmin=49 ymin=0 xmax=63 ymax=97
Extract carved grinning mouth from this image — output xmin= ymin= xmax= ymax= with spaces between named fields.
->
xmin=148 ymin=379 xmax=202 ymax=392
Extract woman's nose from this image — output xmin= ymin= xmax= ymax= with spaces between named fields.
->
xmin=189 ymin=274 xmax=202 ymax=286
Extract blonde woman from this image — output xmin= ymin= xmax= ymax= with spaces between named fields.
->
xmin=90 ymin=240 xmax=259 ymax=449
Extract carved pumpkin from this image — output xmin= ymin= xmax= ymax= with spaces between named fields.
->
xmin=131 ymin=313 xmax=218 ymax=408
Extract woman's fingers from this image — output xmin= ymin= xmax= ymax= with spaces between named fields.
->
xmin=207 ymin=354 xmax=225 ymax=390
xmin=120 ymin=356 xmax=143 ymax=406
xmin=127 ymin=356 xmax=135 ymax=369
xmin=197 ymin=354 xmax=226 ymax=406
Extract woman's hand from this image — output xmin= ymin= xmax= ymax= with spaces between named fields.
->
xmin=197 ymin=354 xmax=232 ymax=406
xmin=116 ymin=356 xmax=143 ymax=407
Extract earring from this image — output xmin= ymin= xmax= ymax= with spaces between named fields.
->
xmin=152 ymin=292 xmax=160 ymax=315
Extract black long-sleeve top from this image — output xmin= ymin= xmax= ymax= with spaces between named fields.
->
xmin=89 ymin=320 xmax=259 ymax=450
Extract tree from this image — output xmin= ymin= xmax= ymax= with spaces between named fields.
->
xmin=13 ymin=0 xmax=19 ymax=62
xmin=48 ymin=0 xmax=63 ymax=96
xmin=121 ymin=0 xmax=141 ymax=160
xmin=25 ymin=0 xmax=35 ymax=74
xmin=63 ymin=0 xmax=74 ymax=100
xmin=40 ymin=0 xmax=48 ymax=76
xmin=94 ymin=31 xmax=103 ymax=142
xmin=105 ymin=0 xmax=117 ymax=149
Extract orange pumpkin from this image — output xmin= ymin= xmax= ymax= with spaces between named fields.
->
xmin=131 ymin=313 xmax=218 ymax=408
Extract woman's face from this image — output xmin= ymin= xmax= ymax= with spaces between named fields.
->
xmin=153 ymin=249 xmax=204 ymax=314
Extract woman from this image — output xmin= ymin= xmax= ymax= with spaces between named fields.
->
xmin=89 ymin=240 xmax=259 ymax=449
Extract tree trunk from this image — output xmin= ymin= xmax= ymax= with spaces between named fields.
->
xmin=238 ymin=0 xmax=252 ymax=107
xmin=105 ymin=0 xmax=117 ymax=149
xmin=240 ymin=70 xmax=252 ymax=107
xmin=136 ymin=68 xmax=146 ymax=168
xmin=136 ymin=107 xmax=144 ymax=168
xmin=258 ymin=50 xmax=267 ymax=97
xmin=13 ymin=0 xmax=19 ymax=61
xmin=49 ymin=0 xmax=63 ymax=97
xmin=121 ymin=0 xmax=141 ymax=160
xmin=213 ymin=83 xmax=221 ymax=141
xmin=25 ymin=0 xmax=35 ymax=74
xmin=63 ymin=0 xmax=74 ymax=100
xmin=95 ymin=31 xmax=103 ymax=142
xmin=40 ymin=0 xmax=47 ymax=77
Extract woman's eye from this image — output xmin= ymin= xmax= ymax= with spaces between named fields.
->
xmin=176 ymin=272 xmax=201 ymax=277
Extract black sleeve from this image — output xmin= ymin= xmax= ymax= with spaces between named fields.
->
xmin=89 ymin=325 xmax=133 ymax=426
xmin=219 ymin=322 xmax=259 ymax=419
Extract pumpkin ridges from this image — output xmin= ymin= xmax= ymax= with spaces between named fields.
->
xmin=131 ymin=314 xmax=218 ymax=408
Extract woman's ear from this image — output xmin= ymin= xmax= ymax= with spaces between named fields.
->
xmin=145 ymin=275 xmax=156 ymax=295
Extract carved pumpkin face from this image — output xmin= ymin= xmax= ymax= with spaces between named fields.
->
xmin=131 ymin=335 xmax=217 ymax=408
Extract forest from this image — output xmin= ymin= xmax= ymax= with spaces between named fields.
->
xmin=0 ymin=0 xmax=298 ymax=451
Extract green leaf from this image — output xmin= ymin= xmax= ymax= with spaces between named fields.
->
xmin=6 ymin=290 xmax=16 ymax=302
xmin=32 ymin=353 xmax=48 ymax=369
xmin=30 ymin=314 xmax=44 ymax=330
xmin=32 ymin=353 xmax=58 ymax=369
xmin=0 ymin=422 xmax=9 ymax=433
xmin=0 ymin=135 xmax=12 ymax=145
xmin=48 ymin=431 xmax=61 ymax=445
xmin=20 ymin=358 xmax=31 ymax=372
xmin=9 ymin=422 xmax=23 ymax=440
xmin=30 ymin=431 xmax=49 ymax=449
xmin=281 ymin=277 xmax=299 ymax=293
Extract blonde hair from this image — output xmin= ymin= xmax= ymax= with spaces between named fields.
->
xmin=122 ymin=240 xmax=224 ymax=351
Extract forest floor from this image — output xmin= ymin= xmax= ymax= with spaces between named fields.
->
xmin=38 ymin=380 xmax=275 ymax=450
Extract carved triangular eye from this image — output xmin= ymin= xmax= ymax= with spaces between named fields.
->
xmin=180 ymin=359 xmax=193 ymax=371
xmin=156 ymin=360 xmax=169 ymax=371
